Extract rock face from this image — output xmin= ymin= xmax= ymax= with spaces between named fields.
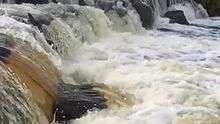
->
xmin=164 ymin=10 xmax=190 ymax=25
xmin=194 ymin=0 xmax=220 ymax=16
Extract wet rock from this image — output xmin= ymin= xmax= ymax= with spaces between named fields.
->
xmin=28 ymin=13 xmax=43 ymax=31
xmin=27 ymin=13 xmax=55 ymax=46
xmin=15 ymin=0 xmax=50 ymax=4
xmin=0 ymin=63 xmax=42 ymax=124
xmin=0 ymin=47 xmax=11 ymax=62
xmin=164 ymin=10 xmax=189 ymax=25
xmin=28 ymin=13 xmax=54 ymax=26
xmin=96 ymin=0 xmax=115 ymax=11
xmin=96 ymin=0 xmax=128 ymax=17
xmin=113 ymin=0 xmax=128 ymax=17
xmin=79 ymin=0 xmax=87 ymax=6
xmin=0 ymin=0 xmax=58 ymax=4
xmin=0 ymin=32 xmax=61 ymax=122
xmin=55 ymin=83 xmax=107 ymax=122
xmin=194 ymin=0 xmax=220 ymax=16
xmin=130 ymin=0 xmax=154 ymax=29
xmin=56 ymin=0 xmax=94 ymax=5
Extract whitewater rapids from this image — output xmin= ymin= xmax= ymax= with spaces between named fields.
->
xmin=61 ymin=17 xmax=220 ymax=124
xmin=0 ymin=2 xmax=219 ymax=124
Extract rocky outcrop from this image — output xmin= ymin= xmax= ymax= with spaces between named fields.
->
xmin=164 ymin=10 xmax=189 ymax=25
xmin=194 ymin=0 xmax=220 ymax=16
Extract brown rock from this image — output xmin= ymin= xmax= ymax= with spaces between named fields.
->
xmin=0 ymin=33 xmax=61 ymax=122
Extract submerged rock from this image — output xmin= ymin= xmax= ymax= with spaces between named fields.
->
xmin=164 ymin=10 xmax=189 ymax=25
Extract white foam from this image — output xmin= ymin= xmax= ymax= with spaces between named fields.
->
xmin=61 ymin=21 xmax=220 ymax=123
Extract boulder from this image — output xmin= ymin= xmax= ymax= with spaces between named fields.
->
xmin=130 ymin=0 xmax=154 ymax=29
xmin=164 ymin=10 xmax=190 ymax=25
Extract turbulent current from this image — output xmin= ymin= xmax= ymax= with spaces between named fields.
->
xmin=71 ymin=19 xmax=220 ymax=124
xmin=0 ymin=0 xmax=220 ymax=124
xmin=69 ymin=19 xmax=220 ymax=124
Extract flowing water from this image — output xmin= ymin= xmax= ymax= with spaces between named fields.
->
xmin=0 ymin=0 xmax=220 ymax=124
xmin=68 ymin=19 xmax=220 ymax=124
xmin=60 ymin=3 xmax=220 ymax=124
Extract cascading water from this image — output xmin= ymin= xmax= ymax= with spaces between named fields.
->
xmin=0 ymin=0 xmax=220 ymax=124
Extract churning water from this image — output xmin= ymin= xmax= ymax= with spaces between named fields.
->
xmin=60 ymin=7 xmax=220 ymax=124
xmin=68 ymin=20 xmax=220 ymax=124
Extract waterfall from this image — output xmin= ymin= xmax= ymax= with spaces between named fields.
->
xmin=0 ymin=3 xmax=137 ymax=123
xmin=38 ymin=4 xmax=112 ymax=58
